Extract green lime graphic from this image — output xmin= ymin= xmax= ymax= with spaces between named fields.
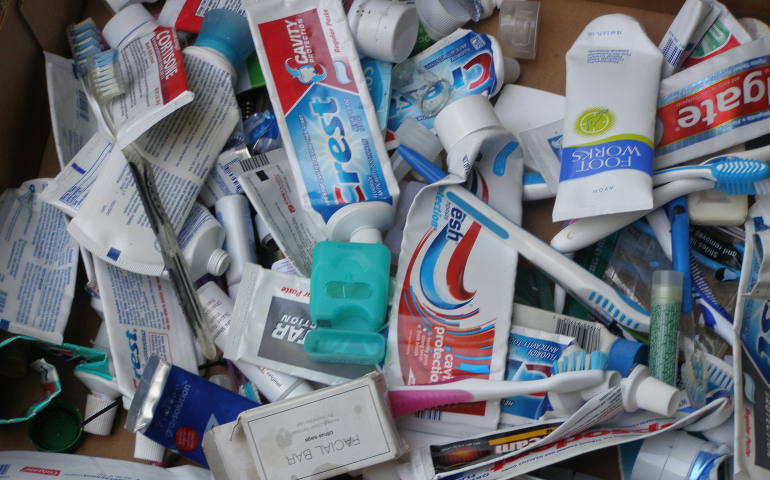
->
xmin=575 ymin=108 xmax=615 ymax=136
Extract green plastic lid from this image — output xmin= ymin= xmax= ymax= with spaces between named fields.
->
xmin=304 ymin=328 xmax=385 ymax=366
xmin=28 ymin=399 xmax=83 ymax=453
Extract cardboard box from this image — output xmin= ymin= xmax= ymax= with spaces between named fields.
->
xmin=0 ymin=0 xmax=767 ymax=476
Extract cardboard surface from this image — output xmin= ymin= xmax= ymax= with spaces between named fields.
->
xmin=0 ymin=0 xmax=767 ymax=475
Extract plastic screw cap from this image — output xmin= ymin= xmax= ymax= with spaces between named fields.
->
xmin=82 ymin=393 xmax=117 ymax=436
xmin=434 ymin=95 xmax=502 ymax=152
xmin=416 ymin=0 xmax=471 ymax=40
xmin=607 ymin=338 xmax=648 ymax=377
xmin=621 ymin=365 xmax=682 ymax=417
xmin=134 ymin=433 xmax=166 ymax=463
xmin=207 ymin=248 xmax=231 ymax=276
xmin=103 ymin=3 xmax=157 ymax=49
xmin=27 ymin=399 xmax=83 ymax=453
xmin=352 ymin=0 xmax=419 ymax=63
xmin=196 ymin=9 xmax=255 ymax=68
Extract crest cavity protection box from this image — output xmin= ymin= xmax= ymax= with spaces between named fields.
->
xmin=244 ymin=0 xmax=400 ymax=364
xmin=552 ymin=15 xmax=662 ymax=222
xmin=159 ymin=0 xmax=246 ymax=33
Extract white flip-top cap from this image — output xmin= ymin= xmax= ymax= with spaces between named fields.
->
xmin=103 ymin=4 xmax=158 ymax=49
xmin=350 ymin=0 xmax=419 ymax=63
xmin=134 ymin=433 xmax=166 ymax=463
xmin=83 ymin=392 xmax=118 ymax=436
xmin=434 ymin=95 xmax=502 ymax=152
xmin=621 ymin=365 xmax=682 ymax=417
xmin=416 ymin=0 xmax=471 ymax=40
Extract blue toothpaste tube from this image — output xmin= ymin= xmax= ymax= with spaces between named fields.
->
xmin=361 ymin=57 xmax=392 ymax=132
xmin=126 ymin=355 xmax=259 ymax=466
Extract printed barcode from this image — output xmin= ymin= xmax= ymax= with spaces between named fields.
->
xmin=239 ymin=153 xmax=270 ymax=172
xmin=660 ymin=36 xmax=683 ymax=66
xmin=0 ymin=290 xmax=7 ymax=314
xmin=555 ymin=317 xmax=601 ymax=352
xmin=414 ymin=409 xmax=443 ymax=421
xmin=77 ymin=90 xmax=90 ymax=122
xmin=0 ymin=464 xmax=9 ymax=475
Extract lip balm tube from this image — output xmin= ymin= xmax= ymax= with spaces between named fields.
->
xmin=215 ymin=195 xmax=257 ymax=298
xmin=649 ymin=270 xmax=683 ymax=386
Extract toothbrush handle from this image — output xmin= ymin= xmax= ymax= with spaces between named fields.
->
xmin=388 ymin=389 xmax=474 ymax=417
xmin=551 ymin=178 xmax=713 ymax=253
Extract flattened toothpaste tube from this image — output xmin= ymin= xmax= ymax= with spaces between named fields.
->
xmin=0 ymin=179 xmax=79 ymax=344
xmin=658 ymin=0 xmax=720 ymax=78
xmin=93 ymin=257 xmax=198 ymax=401
xmin=224 ymin=264 xmax=376 ymax=385
xmin=198 ymin=147 xmax=249 ymax=208
xmin=159 ymin=0 xmax=246 ymax=33
xmin=655 ymin=36 xmax=770 ymax=168
xmin=386 ymin=29 xmax=505 ymax=148
xmin=44 ymin=52 xmax=99 ymax=168
xmin=681 ymin=0 xmax=752 ymax=69
xmin=385 ymin=135 xmax=521 ymax=436
xmin=244 ymin=0 xmax=399 ymax=242
xmin=552 ymin=14 xmax=662 ymax=221
xmin=361 ymin=57 xmax=392 ymax=132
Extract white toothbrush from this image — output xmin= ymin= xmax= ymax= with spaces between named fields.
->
xmin=442 ymin=185 xmax=652 ymax=332
xmin=653 ymin=145 xmax=770 ymax=187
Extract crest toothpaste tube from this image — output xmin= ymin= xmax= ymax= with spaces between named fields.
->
xmin=386 ymin=29 xmax=506 ymax=148
xmin=385 ymin=95 xmax=523 ymax=436
xmin=244 ymin=0 xmax=400 ymax=362
xmin=553 ymin=14 xmax=662 ymax=222
xmin=361 ymin=57 xmax=393 ymax=132
xmin=159 ymin=0 xmax=246 ymax=33
xmin=126 ymin=355 xmax=259 ymax=466
xmin=655 ymin=36 xmax=770 ymax=168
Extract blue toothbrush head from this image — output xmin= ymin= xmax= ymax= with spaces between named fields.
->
xmin=711 ymin=157 xmax=770 ymax=195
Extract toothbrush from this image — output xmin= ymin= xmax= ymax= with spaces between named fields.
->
xmin=88 ymin=49 xmax=124 ymax=102
xmin=644 ymin=209 xmax=673 ymax=261
xmin=667 ymin=197 xmax=693 ymax=314
xmin=691 ymin=250 xmax=741 ymax=281
xmin=653 ymin=155 xmax=770 ymax=190
xmin=691 ymin=259 xmax=734 ymax=345
xmin=444 ymin=184 xmax=652 ymax=332
xmin=387 ymin=369 xmax=605 ymax=417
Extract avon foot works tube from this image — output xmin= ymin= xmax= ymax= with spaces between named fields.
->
xmin=93 ymin=258 xmax=198 ymax=400
xmin=0 ymin=180 xmax=79 ymax=344
xmin=655 ymin=37 xmax=770 ymax=168
xmin=244 ymin=0 xmax=399 ymax=241
xmin=384 ymin=129 xmax=523 ymax=436
xmin=44 ymin=52 xmax=99 ymax=168
xmin=552 ymin=14 xmax=662 ymax=222
xmin=68 ymin=50 xmax=240 ymax=276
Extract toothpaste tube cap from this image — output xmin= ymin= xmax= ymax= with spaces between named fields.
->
xmin=503 ymin=56 xmax=521 ymax=84
xmin=416 ymin=0 xmax=471 ymax=40
xmin=632 ymin=431 xmax=728 ymax=480
xmin=351 ymin=0 xmax=419 ymax=63
xmin=304 ymin=328 xmax=386 ymax=366
xmin=621 ymin=365 xmax=682 ymax=417
xmin=607 ymin=338 xmax=648 ymax=377
xmin=435 ymin=95 xmax=502 ymax=152
xmin=196 ymin=9 xmax=254 ymax=69
xmin=83 ymin=392 xmax=118 ymax=436
xmin=134 ymin=433 xmax=166 ymax=463
xmin=207 ymin=248 xmax=231 ymax=277
xmin=102 ymin=3 xmax=157 ymax=49
xmin=27 ymin=399 xmax=83 ymax=453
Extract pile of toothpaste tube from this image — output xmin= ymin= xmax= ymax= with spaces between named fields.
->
xmin=2 ymin=0 xmax=770 ymax=478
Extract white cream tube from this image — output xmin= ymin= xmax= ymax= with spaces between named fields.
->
xmin=215 ymin=195 xmax=257 ymax=296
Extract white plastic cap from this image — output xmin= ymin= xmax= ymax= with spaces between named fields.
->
xmin=103 ymin=3 xmax=158 ymax=49
xmin=434 ymin=95 xmax=502 ymax=152
xmin=83 ymin=392 xmax=118 ymax=436
xmin=631 ymin=431 xmax=728 ymax=480
xmin=397 ymin=118 xmax=443 ymax=162
xmin=350 ymin=0 xmax=419 ymax=63
xmin=207 ymin=248 xmax=231 ymax=276
xmin=503 ymin=56 xmax=521 ymax=84
xmin=621 ymin=365 xmax=682 ymax=417
xmin=255 ymin=214 xmax=273 ymax=246
xmin=416 ymin=0 xmax=471 ymax=40
xmin=134 ymin=433 xmax=165 ymax=463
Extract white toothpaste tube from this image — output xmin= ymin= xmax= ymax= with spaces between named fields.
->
xmin=235 ymin=149 xmax=326 ymax=277
xmin=552 ymin=14 xmax=662 ymax=222
xmin=0 ymin=451 xmax=212 ymax=480
xmin=0 ymin=179 xmax=79 ymax=344
xmin=385 ymin=96 xmax=522 ymax=435
xmin=68 ymin=15 xmax=247 ymax=276
xmin=654 ymin=36 xmax=770 ymax=168
xmin=681 ymin=0 xmax=752 ymax=69
xmin=175 ymin=203 xmax=231 ymax=281
xmin=159 ymin=0 xmax=246 ymax=33
xmin=102 ymin=3 xmax=159 ymax=49
xmin=245 ymin=0 xmax=400 ymax=244
xmin=224 ymin=264 xmax=376 ymax=385
xmin=44 ymin=52 xmax=99 ymax=168
xmin=519 ymin=120 xmax=563 ymax=193
xmin=361 ymin=57 xmax=393 ymax=131
xmin=197 ymin=280 xmax=314 ymax=401
xmin=198 ymin=146 xmax=249 ymax=208
xmin=215 ymin=195 xmax=257 ymax=296
xmin=93 ymin=257 xmax=199 ymax=400
xmin=501 ymin=326 xmax=576 ymax=427
xmin=658 ymin=0 xmax=720 ymax=78
xmin=386 ymin=29 xmax=506 ymax=147
xmin=92 ymin=25 xmax=194 ymax=148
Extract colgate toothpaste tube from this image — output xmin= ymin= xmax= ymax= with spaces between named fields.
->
xmin=655 ymin=36 xmax=770 ymax=168
xmin=385 ymin=116 xmax=523 ymax=436
xmin=243 ymin=0 xmax=399 ymax=243
xmin=386 ymin=29 xmax=505 ymax=148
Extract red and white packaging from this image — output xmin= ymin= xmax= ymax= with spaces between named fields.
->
xmin=159 ymin=0 xmax=245 ymax=33
xmin=655 ymin=36 xmax=770 ymax=168
xmin=680 ymin=0 xmax=752 ymax=69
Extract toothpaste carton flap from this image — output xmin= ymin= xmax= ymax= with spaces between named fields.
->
xmin=159 ymin=0 xmax=247 ymax=33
